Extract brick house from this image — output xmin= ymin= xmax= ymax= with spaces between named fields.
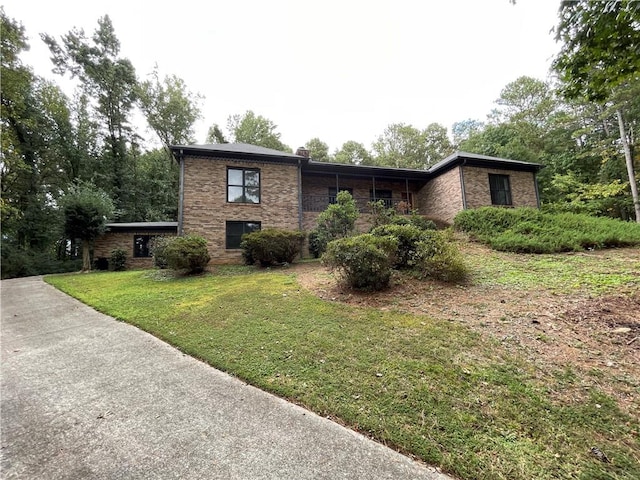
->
xmin=94 ymin=143 xmax=541 ymax=266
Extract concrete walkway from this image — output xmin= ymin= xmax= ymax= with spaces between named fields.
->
xmin=1 ymin=276 xmax=451 ymax=479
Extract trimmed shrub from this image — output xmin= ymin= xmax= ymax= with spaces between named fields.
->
xmin=150 ymin=236 xmax=171 ymax=269
xmin=454 ymin=207 xmax=640 ymax=253
xmin=164 ymin=235 xmax=211 ymax=274
xmin=110 ymin=248 xmax=127 ymax=271
xmin=405 ymin=213 xmax=437 ymax=231
xmin=413 ymin=230 xmax=467 ymax=282
xmin=370 ymin=224 xmax=425 ymax=269
xmin=322 ymin=234 xmax=398 ymax=291
xmin=308 ymin=228 xmax=330 ymax=258
xmin=241 ymin=228 xmax=306 ymax=266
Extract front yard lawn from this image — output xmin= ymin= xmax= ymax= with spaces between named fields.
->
xmin=46 ymin=245 xmax=640 ymax=480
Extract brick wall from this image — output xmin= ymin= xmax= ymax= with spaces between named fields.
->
xmin=462 ymin=167 xmax=538 ymax=209
xmin=418 ymin=167 xmax=463 ymax=224
xmin=181 ymin=156 xmax=300 ymax=263
xmin=93 ymin=230 xmax=176 ymax=269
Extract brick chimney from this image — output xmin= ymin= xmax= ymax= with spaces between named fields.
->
xmin=296 ymin=147 xmax=310 ymax=158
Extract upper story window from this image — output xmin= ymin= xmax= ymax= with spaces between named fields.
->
xmin=489 ymin=174 xmax=512 ymax=206
xmin=227 ymin=168 xmax=260 ymax=204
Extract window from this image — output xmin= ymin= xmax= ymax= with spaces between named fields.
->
xmin=489 ymin=174 xmax=512 ymax=206
xmin=227 ymin=168 xmax=260 ymax=203
xmin=370 ymin=189 xmax=393 ymax=208
xmin=226 ymin=221 xmax=261 ymax=249
xmin=133 ymin=235 xmax=155 ymax=258
xmin=328 ymin=187 xmax=353 ymax=203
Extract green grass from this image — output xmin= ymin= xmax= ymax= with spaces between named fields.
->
xmin=464 ymin=247 xmax=640 ymax=295
xmin=46 ymin=266 xmax=640 ymax=480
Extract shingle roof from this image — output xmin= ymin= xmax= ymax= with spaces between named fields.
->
xmin=170 ymin=143 xmax=305 ymax=160
xmin=105 ymin=221 xmax=178 ymax=230
xmin=428 ymin=151 xmax=542 ymax=174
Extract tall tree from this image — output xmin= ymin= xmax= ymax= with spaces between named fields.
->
xmin=138 ymin=66 xmax=202 ymax=151
xmin=1 ymin=11 xmax=66 ymax=252
xmin=553 ymin=0 xmax=640 ymax=221
xmin=205 ymin=123 xmax=227 ymax=144
xmin=61 ymin=183 xmax=114 ymax=272
xmin=226 ymin=110 xmax=291 ymax=152
xmin=334 ymin=140 xmax=372 ymax=165
xmin=372 ymin=123 xmax=453 ymax=169
xmin=42 ymin=15 xmax=138 ymax=214
xmin=452 ymin=119 xmax=484 ymax=146
xmin=304 ymin=137 xmax=331 ymax=162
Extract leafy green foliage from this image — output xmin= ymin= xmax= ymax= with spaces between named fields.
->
xmin=164 ymin=235 xmax=211 ymax=274
xmin=61 ymin=184 xmax=114 ymax=242
xmin=42 ymin=15 xmax=138 ymax=214
xmin=316 ymin=190 xmax=359 ymax=240
xmin=413 ymin=231 xmax=468 ymax=282
xmin=322 ymin=234 xmax=398 ymax=290
xmin=454 ymin=207 xmax=640 ymax=253
xmin=1 ymin=244 xmax=81 ymax=279
xmin=372 ymin=122 xmax=454 ymax=169
xmin=370 ymin=224 xmax=426 ymax=269
xmin=333 ymin=140 xmax=372 ymax=165
xmin=370 ymin=224 xmax=467 ymax=281
xmin=137 ymin=66 xmax=202 ymax=148
xmin=150 ymin=236 xmax=171 ymax=269
xmin=109 ymin=248 xmax=127 ymax=271
xmin=553 ymin=0 xmax=640 ymax=102
xmin=307 ymin=229 xmax=329 ymax=258
xmin=240 ymin=228 xmax=306 ymax=267
xmin=226 ymin=110 xmax=290 ymax=152
xmin=304 ymin=137 xmax=331 ymax=162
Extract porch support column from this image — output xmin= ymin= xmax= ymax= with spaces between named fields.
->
xmin=405 ymin=178 xmax=410 ymax=213
xmin=372 ymin=176 xmax=376 ymax=201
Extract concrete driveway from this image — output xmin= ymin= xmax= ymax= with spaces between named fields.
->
xmin=1 ymin=276 xmax=451 ymax=479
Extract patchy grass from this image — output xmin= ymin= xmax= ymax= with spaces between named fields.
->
xmin=46 ymin=258 xmax=640 ymax=480
xmin=464 ymin=245 xmax=640 ymax=295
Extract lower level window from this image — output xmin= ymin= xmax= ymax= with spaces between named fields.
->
xmin=489 ymin=174 xmax=512 ymax=206
xmin=226 ymin=221 xmax=261 ymax=249
xmin=133 ymin=235 xmax=155 ymax=258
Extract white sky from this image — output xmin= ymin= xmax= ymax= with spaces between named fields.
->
xmin=4 ymin=0 xmax=561 ymax=152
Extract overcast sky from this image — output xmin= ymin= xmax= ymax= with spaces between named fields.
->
xmin=4 ymin=0 xmax=561 ymax=152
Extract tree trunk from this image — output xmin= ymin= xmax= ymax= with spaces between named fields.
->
xmin=616 ymin=109 xmax=640 ymax=223
xmin=82 ymin=239 xmax=91 ymax=272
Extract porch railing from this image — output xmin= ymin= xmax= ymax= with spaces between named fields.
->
xmin=302 ymin=195 xmax=396 ymax=213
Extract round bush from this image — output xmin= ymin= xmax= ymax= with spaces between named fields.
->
xmin=149 ymin=236 xmax=171 ymax=269
xmin=164 ymin=235 xmax=211 ymax=274
xmin=240 ymin=228 xmax=306 ymax=266
xmin=370 ymin=224 xmax=425 ymax=269
xmin=109 ymin=248 xmax=127 ymax=271
xmin=413 ymin=231 xmax=467 ymax=282
xmin=322 ymin=234 xmax=398 ymax=291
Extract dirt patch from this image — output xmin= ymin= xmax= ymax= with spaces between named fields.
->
xmin=292 ymin=247 xmax=640 ymax=417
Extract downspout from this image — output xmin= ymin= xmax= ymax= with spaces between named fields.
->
xmin=459 ymin=160 xmax=468 ymax=210
xmin=298 ymin=158 xmax=304 ymax=259
xmin=405 ymin=178 xmax=410 ymax=214
xmin=297 ymin=158 xmax=303 ymax=230
xmin=178 ymin=149 xmax=185 ymax=236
